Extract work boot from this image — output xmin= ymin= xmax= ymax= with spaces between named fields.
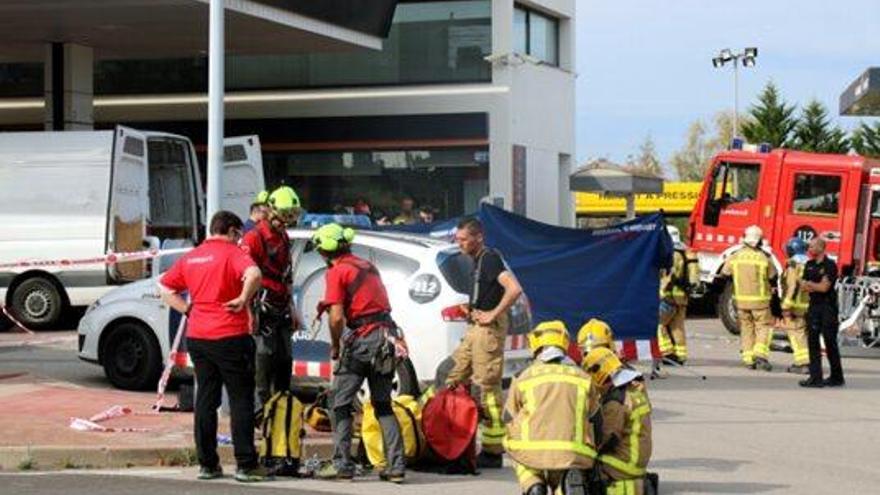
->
xmin=787 ymin=364 xmax=809 ymax=375
xmin=234 ymin=465 xmax=274 ymax=483
xmin=799 ymin=378 xmax=824 ymax=388
xmin=526 ymin=483 xmax=548 ymax=495
xmin=476 ymin=451 xmax=503 ymax=469
xmin=316 ymin=462 xmax=355 ymax=481
xmin=823 ymin=377 xmax=846 ymax=387
xmin=745 ymin=362 xmax=757 ymax=370
xmin=197 ymin=465 xmax=223 ymax=480
xmin=755 ymin=358 xmax=772 ymax=372
xmin=379 ymin=468 xmax=406 ymax=484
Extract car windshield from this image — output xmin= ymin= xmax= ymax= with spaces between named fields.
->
xmin=436 ymin=248 xmax=473 ymax=295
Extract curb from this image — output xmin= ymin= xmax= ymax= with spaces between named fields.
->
xmin=0 ymin=440 xmax=335 ymax=472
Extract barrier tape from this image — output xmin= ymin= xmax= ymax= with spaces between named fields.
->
xmin=69 ymin=404 xmax=150 ymax=433
xmin=0 ymin=247 xmax=191 ymax=271
xmin=153 ymin=312 xmax=188 ymax=412
xmin=0 ymin=304 xmax=36 ymax=335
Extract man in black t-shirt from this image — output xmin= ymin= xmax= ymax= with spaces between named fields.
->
xmin=446 ymin=217 xmax=523 ymax=469
xmin=799 ymin=237 xmax=845 ymax=388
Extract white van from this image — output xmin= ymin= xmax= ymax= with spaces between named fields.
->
xmin=0 ymin=126 xmax=264 ymax=330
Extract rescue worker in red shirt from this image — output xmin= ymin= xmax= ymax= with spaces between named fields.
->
xmin=158 ymin=211 xmax=270 ymax=482
xmin=311 ymin=223 xmax=406 ymax=483
xmin=242 ymin=186 xmax=302 ymax=407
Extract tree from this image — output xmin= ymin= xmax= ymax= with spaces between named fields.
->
xmin=790 ymin=100 xmax=850 ymax=153
xmin=669 ymin=111 xmax=737 ymax=181
xmin=851 ymin=121 xmax=880 ymax=158
xmin=740 ymin=82 xmax=798 ymax=148
xmin=624 ymin=135 xmax=664 ymax=177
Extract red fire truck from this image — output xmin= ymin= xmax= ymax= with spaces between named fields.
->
xmin=688 ymin=146 xmax=880 ymax=349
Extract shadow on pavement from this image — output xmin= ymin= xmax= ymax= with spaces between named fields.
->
xmin=661 ymin=480 xmax=788 ymax=494
xmin=650 ymin=457 xmax=749 ymax=473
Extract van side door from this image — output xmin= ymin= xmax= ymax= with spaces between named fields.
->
xmin=107 ymin=126 xmax=149 ymax=283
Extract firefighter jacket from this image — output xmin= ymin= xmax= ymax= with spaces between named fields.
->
xmin=660 ymin=250 xmax=691 ymax=306
xmin=781 ymin=260 xmax=809 ymax=317
xmin=503 ymin=361 xmax=598 ymax=471
xmin=596 ymin=379 xmax=652 ymax=481
xmin=720 ymin=245 xmax=778 ymax=310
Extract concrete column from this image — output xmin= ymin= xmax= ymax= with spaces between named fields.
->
xmin=44 ymin=43 xmax=94 ymax=130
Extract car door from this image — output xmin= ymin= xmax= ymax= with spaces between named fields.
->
xmin=108 ymin=126 xmax=149 ymax=283
xmin=220 ymin=136 xmax=265 ymax=222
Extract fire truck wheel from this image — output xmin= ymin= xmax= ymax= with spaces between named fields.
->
xmin=719 ymin=282 xmax=740 ymax=335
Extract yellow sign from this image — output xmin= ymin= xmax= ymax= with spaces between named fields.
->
xmin=576 ymin=182 xmax=702 ymax=216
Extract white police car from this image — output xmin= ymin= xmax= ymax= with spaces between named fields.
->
xmin=77 ymin=229 xmax=532 ymax=391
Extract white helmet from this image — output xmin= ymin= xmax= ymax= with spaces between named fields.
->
xmin=743 ymin=225 xmax=763 ymax=247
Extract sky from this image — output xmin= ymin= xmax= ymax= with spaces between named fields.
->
xmin=575 ymin=0 xmax=880 ymax=173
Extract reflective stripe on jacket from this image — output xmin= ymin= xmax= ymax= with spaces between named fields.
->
xmin=781 ymin=262 xmax=809 ymax=315
xmin=598 ymin=380 xmax=652 ymax=480
xmin=721 ymin=246 xmax=777 ymax=310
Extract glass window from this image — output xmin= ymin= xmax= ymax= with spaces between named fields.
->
xmin=793 ymin=174 xmax=841 ymax=216
xmin=712 ymin=162 xmax=760 ymax=204
xmin=514 ymin=5 xmax=560 ymax=66
xmin=0 ymin=62 xmax=42 ymax=97
xmin=513 ymin=8 xmax=528 ymax=54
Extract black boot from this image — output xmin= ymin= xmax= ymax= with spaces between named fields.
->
xmin=476 ymin=451 xmax=503 ymax=469
xmin=526 ymin=484 xmax=547 ymax=495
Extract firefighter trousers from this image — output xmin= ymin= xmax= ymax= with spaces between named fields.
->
xmin=737 ymin=308 xmax=773 ymax=365
xmin=606 ymin=477 xmax=646 ymax=495
xmin=445 ymin=313 xmax=508 ymax=455
xmin=782 ymin=315 xmax=809 ymax=366
xmin=657 ymin=304 xmax=687 ymax=362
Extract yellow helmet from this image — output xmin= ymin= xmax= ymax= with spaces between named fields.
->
xmin=527 ymin=320 xmax=570 ymax=356
xmin=312 ymin=223 xmax=356 ymax=253
xmin=583 ymin=347 xmax=623 ymax=387
xmin=254 ymin=190 xmax=269 ymax=205
xmin=576 ymin=319 xmax=614 ymax=352
xmin=268 ymin=186 xmax=301 ymax=212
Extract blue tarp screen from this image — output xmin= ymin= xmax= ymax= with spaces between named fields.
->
xmin=479 ymin=204 xmax=673 ymax=340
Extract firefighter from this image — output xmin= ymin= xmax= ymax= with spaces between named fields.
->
xmin=584 ymin=347 xmax=653 ymax=495
xmin=446 ymin=217 xmax=523 ymax=469
xmin=504 ymin=320 xmax=598 ymax=495
xmin=780 ymin=237 xmax=810 ymax=374
xmin=577 ymin=318 xmax=614 ymax=358
xmin=242 ymin=186 xmax=301 ymax=408
xmin=720 ymin=225 xmax=778 ymax=371
xmin=657 ymin=236 xmax=698 ymax=364
xmin=312 ymin=223 xmax=406 ymax=482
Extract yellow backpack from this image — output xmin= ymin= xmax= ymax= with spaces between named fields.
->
xmin=259 ymin=391 xmax=305 ymax=475
xmin=361 ymin=395 xmax=425 ymax=469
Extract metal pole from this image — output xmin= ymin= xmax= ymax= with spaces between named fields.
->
xmin=625 ymin=195 xmax=635 ymax=220
xmin=732 ymin=57 xmax=739 ymax=138
xmin=206 ymin=0 xmax=225 ymax=230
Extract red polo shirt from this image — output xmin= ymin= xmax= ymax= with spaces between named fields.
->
xmin=323 ymin=254 xmax=391 ymax=331
xmin=242 ymin=219 xmax=291 ymax=305
xmin=160 ymin=238 xmax=256 ymax=340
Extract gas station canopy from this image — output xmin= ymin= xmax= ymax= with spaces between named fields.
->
xmin=0 ymin=0 xmax=397 ymax=62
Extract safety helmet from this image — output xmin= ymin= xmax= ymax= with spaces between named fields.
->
xmin=527 ymin=320 xmax=570 ymax=356
xmin=785 ymin=237 xmax=808 ymax=258
xmin=304 ymin=403 xmax=332 ymax=432
xmin=268 ymin=186 xmax=301 ymax=212
xmin=254 ymin=190 xmax=269 ymax=205
xmin=584 ymin=347 xmax=623 ymax=387
xmin=743 ymin=225 xmax=763 ymax=247
xmin=312 ymin=223 xmax=355 ymax=253
xmin=576 ymin=319 xmax=614 ymax=352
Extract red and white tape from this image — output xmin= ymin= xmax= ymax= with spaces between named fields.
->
xmin=69 ymin=404 xmax=150 ymax=433
xmin=0 ymin=247 xmax=191 ymax=271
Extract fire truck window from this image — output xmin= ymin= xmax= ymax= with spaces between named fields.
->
xmin=792 ymin=174 xmax=841 ymax=216
xmin=714 ymin=162 xmax=759 ymax=204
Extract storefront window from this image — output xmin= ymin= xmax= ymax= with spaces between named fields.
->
xmin=0 ymin=63 xmax=42 ymax=97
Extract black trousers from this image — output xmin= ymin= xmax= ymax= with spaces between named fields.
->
xmin=188 ymin=335 xmax=258 ymax=470
xmin=807 ymin=304 xmax=844 ymax=382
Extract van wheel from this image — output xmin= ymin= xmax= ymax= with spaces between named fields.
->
xmin=719 ymin=282 xmax=740 ymax=335
xmin=10 ymin=276 xmax=65 ymax=330
xmin=102 ymin=321 xmax=162 ymax=391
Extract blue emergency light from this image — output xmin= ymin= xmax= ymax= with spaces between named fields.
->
xmin=731 ymin=137 xmax=745 ymax=150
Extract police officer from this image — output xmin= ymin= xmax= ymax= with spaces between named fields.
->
xmin=446 ymin=217 xmax=523 ymax=468
xmin=584 ymin=347 xmax=653 ymax=495
xmin=781 ymin=237 xmax=810 ymax=374
xmin=242 ymin=186 xmax=301 ymax=407
xmin=721 ymin=225 xmax=778 ymax=371
xmin=799 ymin=237 xmax=845 ymax=388
xmin=311 ymin=224 xmax=406 ymax=483
xmin=504 ymin=321 xmax=598 ymax=495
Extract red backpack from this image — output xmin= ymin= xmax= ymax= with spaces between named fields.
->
xmin=422 ymin=384 xmax=479 ymax=474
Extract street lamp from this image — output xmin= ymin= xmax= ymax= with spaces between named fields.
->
xmin=712 ymin=47 xmax=758 ymax=139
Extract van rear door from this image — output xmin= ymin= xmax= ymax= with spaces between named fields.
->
xmin=221 ymin=136 xmax=265 ymax=221
xmin=108 ymin=126 xmax=149 ymax=283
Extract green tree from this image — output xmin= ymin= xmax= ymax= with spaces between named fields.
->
xmin=625 ymin=135 xmax=664 ymax=177
xmin=740 ymin=82 xmax=797 ymax=148
xmin=790 ymin=100 xmax=849 ymax=153
xmin=851 ymin=121 xmax=880 ymax=158
xmin=670 ymin=111 xmax=737 ymax=181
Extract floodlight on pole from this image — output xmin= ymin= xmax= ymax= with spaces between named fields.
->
xmin=712 ymin=47 xmax=759 ymax=139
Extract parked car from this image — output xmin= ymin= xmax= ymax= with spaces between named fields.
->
xmin=77 ymin=229 xmax=532 ymax=391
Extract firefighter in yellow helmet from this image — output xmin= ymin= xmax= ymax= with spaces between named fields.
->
xmin=657 ymin=230 xmax=699 ymax=365
xmin=504 ymin=321 xmax=599 ymax=495
xmin=576 ymin=318 xmax=614 ymax=357
xmin=720 ymin=225 xmax=778 ymax=371
xmin=584 ymin=347 xmax=654 ymax=495
xmin=781 ymin=237 xmax=810 ymax=374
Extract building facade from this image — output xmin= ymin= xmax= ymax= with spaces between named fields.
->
xmin=0 ymin=0 xmax=576 ymax=225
